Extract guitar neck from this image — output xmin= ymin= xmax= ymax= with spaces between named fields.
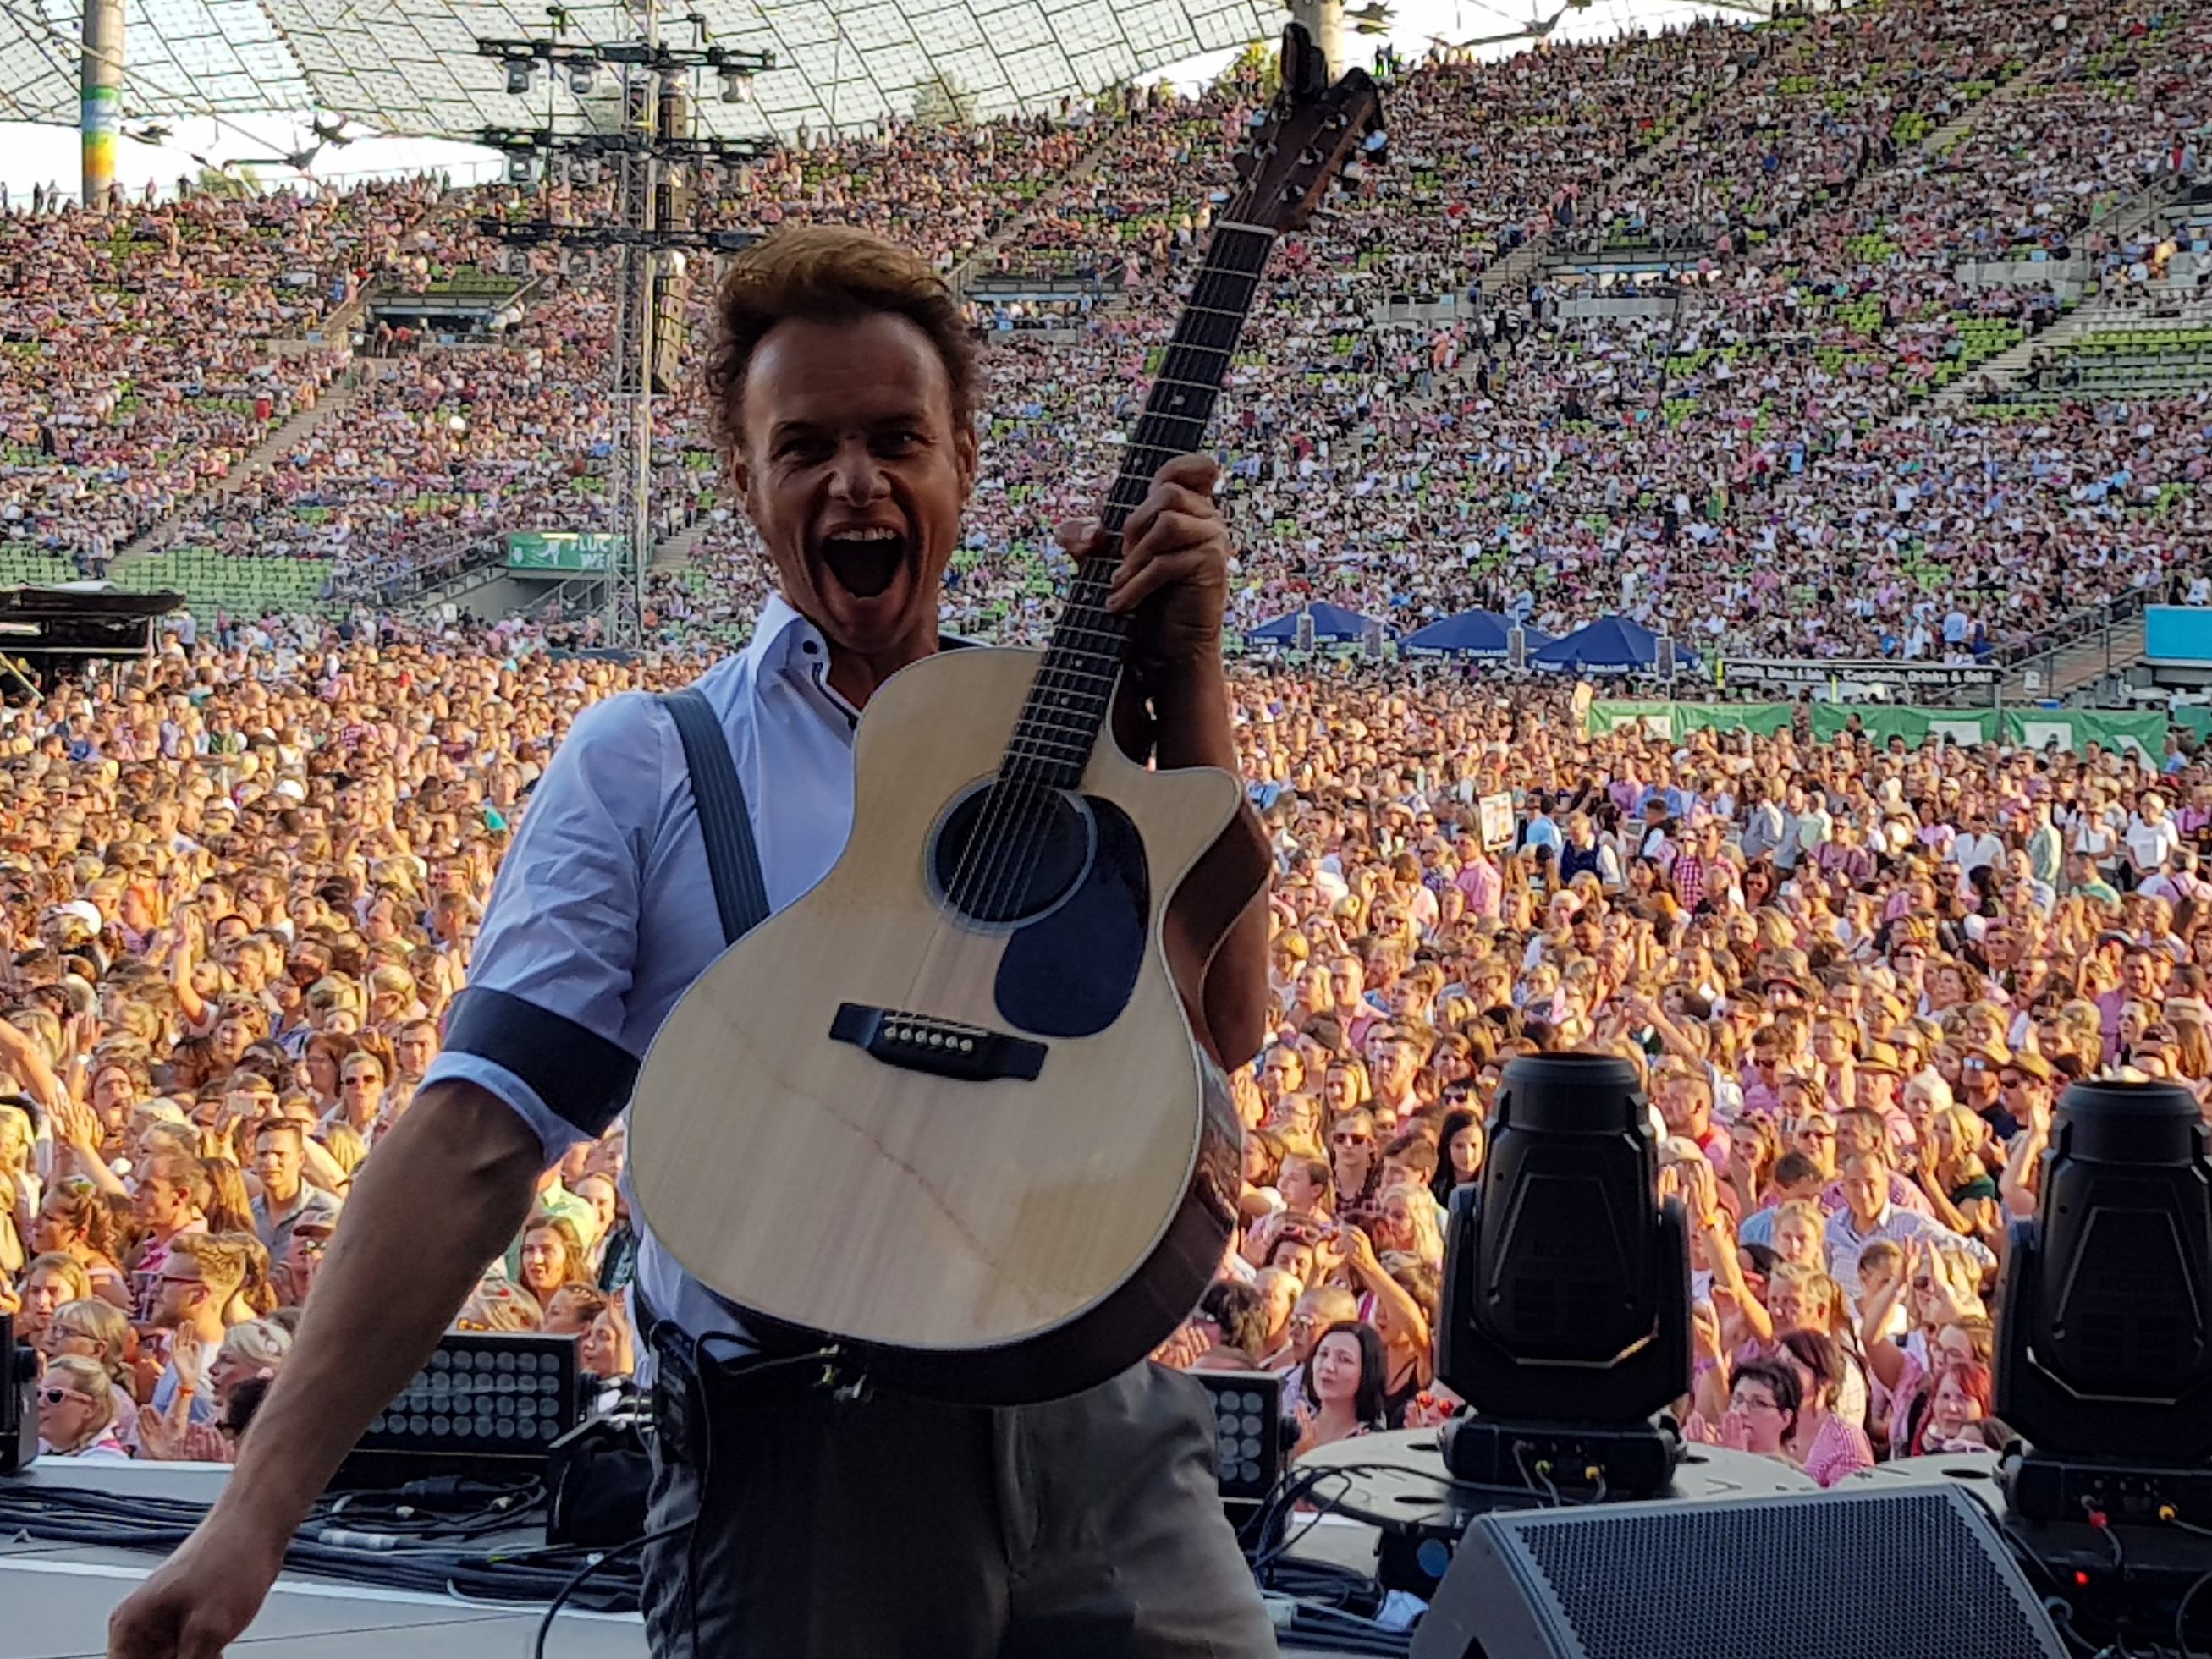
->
xmin=1001 ymin=221 xmax=1279 ymax=790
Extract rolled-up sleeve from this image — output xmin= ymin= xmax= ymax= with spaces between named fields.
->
xmin=423 ymin=692 xmax=668 ymax=1164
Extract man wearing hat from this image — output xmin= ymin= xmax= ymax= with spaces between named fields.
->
xmin=1958 ymin=1041 xmax=2021 ymax=1140
xmin=1854 ymin=1040 xmax=1909 ymax=1133
xmin=1995 ymin=1052 xmax=2055 ymax=1146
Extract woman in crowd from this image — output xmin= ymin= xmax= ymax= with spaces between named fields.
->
xmin=1295 ymin=1320 xmax=1389 ymax=1458
xmin=36 ymin=1354 xmax=131 ymax=1461
xmin=517 ymin=1217 xmax=590 ymax=1316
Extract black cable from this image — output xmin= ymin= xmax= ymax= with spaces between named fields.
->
xmin=531 ymin=1519 xmax=691 ymax=1659
xmin=2176 ymin=1563 xmax=2212 ymax=1659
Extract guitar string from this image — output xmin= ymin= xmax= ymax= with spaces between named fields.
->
xmin=955 ymin=222 xmax=1275 ymax=937
xmin=919 ymin=214 xmax=1267 ymax=953
xmin=889 ymin=206 xmax=1268 ymax=1065
xmin=957 ymin=222 xmax=1273 ymax=950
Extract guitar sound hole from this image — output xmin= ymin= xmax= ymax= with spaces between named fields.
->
xmin=933 ymin=780 xmax=1092 ymax=926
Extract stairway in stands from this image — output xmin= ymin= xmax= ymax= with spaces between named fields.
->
xmin=946 ymin=118 xmax=1131 ymax=298
xmin=111 ymin=366 xmax=362 ymax=569
xmin=650 ymin=515 xmax=713 ymax=574
xmin=1477 ymin=102 xmax=1719 ymax=302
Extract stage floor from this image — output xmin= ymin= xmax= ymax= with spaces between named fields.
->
xmin=0 ymin=1532 xmax=647 ymax=1659
xmin=0 ymin=1459 xmax=1386 ymax=1659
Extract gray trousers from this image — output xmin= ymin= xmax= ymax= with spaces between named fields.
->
xmin=640 ymin=1324 xmax=1278 ymax=1657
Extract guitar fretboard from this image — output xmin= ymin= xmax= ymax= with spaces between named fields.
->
xmin=999 ymin=222 xmax=1277 ymax=790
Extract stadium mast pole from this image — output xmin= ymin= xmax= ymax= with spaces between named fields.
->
xmin=80 ymin=0 xmax=123 ymax=211
xmin=606 ymin=0 xmax=661 ymax=649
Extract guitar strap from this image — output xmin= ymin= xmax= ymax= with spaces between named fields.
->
xmin=658 ymin=687 xmax=771 ymax=947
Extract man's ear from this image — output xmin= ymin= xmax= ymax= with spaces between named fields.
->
xmin=724 ymin=446 xmax=752 ymax=511
xmin=955 ymin=420 xmax=979 ymax=497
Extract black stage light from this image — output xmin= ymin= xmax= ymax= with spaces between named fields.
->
xmin=333 ymin=1332 xmax=581 ymax=1491
xmin=1438 ymin=1053 xmax=1689 ymax=1496
xmin=1191 ymin=1369 xmax=1285 ymax=1529
xmin=1997 ymin=1079 xmax=2212 ymax=1522
xmin=1 ymin=1315 xmax=37 ymax=1474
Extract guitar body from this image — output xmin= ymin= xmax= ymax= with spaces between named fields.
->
xmin=629 ymin=645 xmax=1249 ymax=1403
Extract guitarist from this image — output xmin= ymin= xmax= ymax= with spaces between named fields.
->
xmin=111 ymin=225 xmax=1276 ymax=1657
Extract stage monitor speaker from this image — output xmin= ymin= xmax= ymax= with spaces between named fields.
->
xmin=1 ymin=1316 xmax=37 ymax=1474
xmin=1411 ymin=1484 xmax=2066 ymax=1659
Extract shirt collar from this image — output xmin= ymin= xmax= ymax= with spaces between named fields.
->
xmin=740 ymin=591 xmax=828 ymax=685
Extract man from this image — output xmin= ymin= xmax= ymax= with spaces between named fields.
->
xmin=1659 ymin=1069 xmax=1731 ymax=1177
xmin=128 ymin=1151 xmax=208 ymax=1313
xmin=1959 ymin=1041 xmax=2023 ymax=1140
xmin=1369 ymin=1025 xmax=1425 ymax=1121
xmin=1824 ymin=1151 xmax=1989 ymax=1283
xmin=1822 ymin=1106 xmax=1933 ymax=1217
xmin=249 ymin=1119 xmax=340 ymax=1261
xmin=143 ymin=1235 xmax=242 ymax=1429
xmin=114 ymin=228 xmax=1274 ymax=1658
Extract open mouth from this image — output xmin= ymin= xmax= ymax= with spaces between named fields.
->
xmin=816 ymin=527 xmax=907 ymax=600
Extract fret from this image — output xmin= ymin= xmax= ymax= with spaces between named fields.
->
xmin=1005 ymin=733 xmax=1094 ymax=761
xmin=994 ymin=196 xmax=1279 ymax=788
xmin=1158 ymin=334 xmax=1235 ymax=355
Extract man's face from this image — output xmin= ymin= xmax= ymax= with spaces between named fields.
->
xmin=153 ymin=1252 xmax=206 ymax=1328
xmin=730 ymin=311 xmax=977 ymax=674
xmin=135 ymin=1175 xmax=188 ymax=1231
xmin=1843 ymin=1162 xmax=1887 ymax=1224
xmin=395 ymin=1026 xmax=435 ymax=1077
xmin=255 ymin=1129 xmax=303 ymax=1192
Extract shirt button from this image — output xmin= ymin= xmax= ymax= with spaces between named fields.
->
xmin=802 ymin=640 xmax=819 ymax=656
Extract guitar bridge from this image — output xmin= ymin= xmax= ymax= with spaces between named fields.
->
xmin=829 ymin=1003 xmax=1047 ymax=1083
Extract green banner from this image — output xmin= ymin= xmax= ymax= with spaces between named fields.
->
xmin=1587 ymin=702 xmax=2167 ymax=758
xmin=1587 ymin=701 xmax=1796 ymax=738
xmin=1809 ymin=706 xmax=1998 ymax=747
xmin=1807 ymin=706 xmax=2165 ymax=757
xmin=1586 ymin=700 xmax=1679 ymax=738
xmin=1670 ymin=702 xmax=1797 ymax=738
xmin=2000 ymin=708 xmax=2165 ymax=761
xmin=507 ymin=530 xmax=621 ymax=573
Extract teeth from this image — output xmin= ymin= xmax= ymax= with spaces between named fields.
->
xmin=831 ymin=527 xmax=898 ymax=542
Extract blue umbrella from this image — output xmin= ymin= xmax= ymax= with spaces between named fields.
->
xmin=1400 ymin=609 xmax=1554 ymax=658
xmin=1245 ymin=602 xmax=1387 ymax=647
xmin=1531 ymin=615 xmax=1696 ymax=675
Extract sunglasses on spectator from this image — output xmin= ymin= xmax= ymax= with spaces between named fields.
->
xmin=38 ymin=1385 xmax=93 ymax=1407
xmin=1332 ymin=1129 xmax=1373 ymax=1145
xmin=1789 ymin=1121 xmax=1836 ymax=1139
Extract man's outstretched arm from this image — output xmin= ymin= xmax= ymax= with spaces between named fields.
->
xmin=110 ymin=1079 xmax=543 ymax=1659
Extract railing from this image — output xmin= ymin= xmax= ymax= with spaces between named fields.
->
xmin=2001 ymin=574 xmax=2187 ymax=695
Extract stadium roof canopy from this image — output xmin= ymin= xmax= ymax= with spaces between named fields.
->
xmin=0 ymin=0 xmax=1277 ymax=142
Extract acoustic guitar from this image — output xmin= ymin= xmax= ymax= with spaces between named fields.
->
xmin=628 ymin=26 xmax=1384 ymax=1404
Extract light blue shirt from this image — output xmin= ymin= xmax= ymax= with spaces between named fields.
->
xmin=422 ymin=594 xmax=868 ymax=1349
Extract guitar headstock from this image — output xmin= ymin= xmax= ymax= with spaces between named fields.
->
xmin=1228 ymin=23 xmax=1386 ymax=234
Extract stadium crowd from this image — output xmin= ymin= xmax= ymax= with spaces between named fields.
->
xmin=3 ymin=601 xmax=2211 ymax=1479
xmin=3 ymin=0 xmax=2212 ymax=1496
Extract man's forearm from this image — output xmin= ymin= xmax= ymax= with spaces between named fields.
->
xmin=213 ymin=1079 xmax=543 ymax=1531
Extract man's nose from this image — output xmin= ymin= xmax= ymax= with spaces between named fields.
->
xmin=829 ymin=444 xmax=886 ymax=501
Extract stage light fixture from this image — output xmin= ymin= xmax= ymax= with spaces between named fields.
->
xmin=1437 ymin=1053 xmax=1689 ymax=1495
xmin=507 ymin=152 xmax=539 ymax=187
xmin=1190 ymin=1370 xmax=1285 ymax=1528
xmin=719 ymin=67 xmax=751 ymax=104
xmin=1 ymin=1316 xmax=37 ymax=1474
xmin=568 ymin=59 xmax=599 ymax=96
xmin=505 ymin=58 xmax=535 ymax=96
xmin=1997 ymin=1080 xmax=2212 ymax=1519
xmin=337 ymin=1332 xmax=580 ymax=1489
